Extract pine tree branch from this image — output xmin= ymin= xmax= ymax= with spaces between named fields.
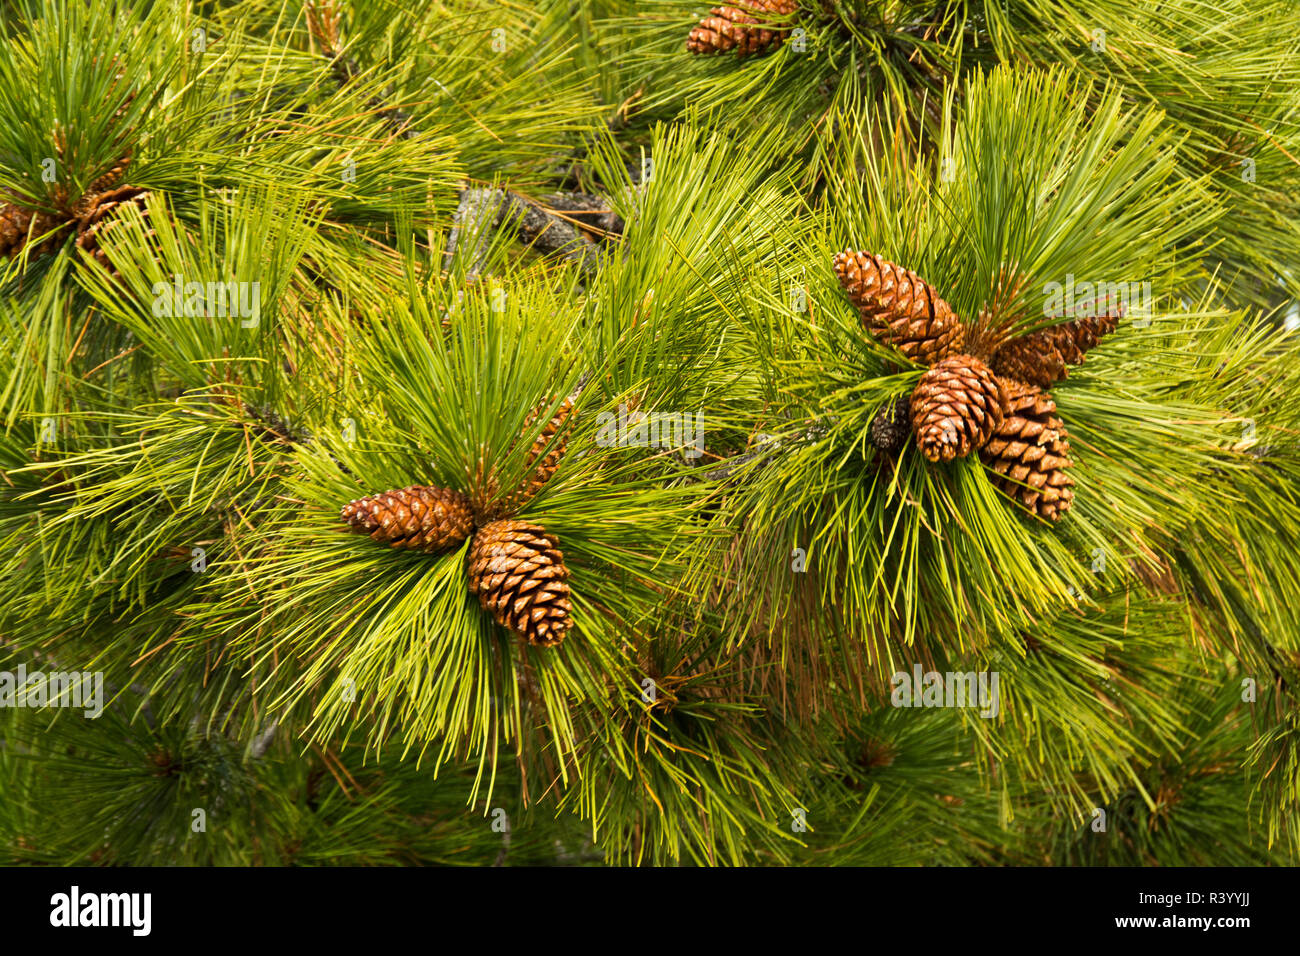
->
xmin=697 ymin=426 xmax=827 ymax=482
xmin=243 ymin=401 xmax=313 ymax=447
xmin=497 ymin=191 xmax=602 ymax=276
xmin=567 ymin=370 xmax=590 ymax=405
xmin=306 ymin=2 xmax=608 ymax=276
xmin=442 ymin=188 xmax=614 ymax=276
xmin=537 ymin=191 xmax=624 ymax=241
xmin=249 ymin=719 xmax=279 ymax=759
xmin=305 ymin=0 xmax=417 ymax=140
xmin=442 ymin=187 xmax=505 ymax=277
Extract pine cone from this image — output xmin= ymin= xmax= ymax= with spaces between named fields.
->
xmin=74 ymin=185 xmax=153 ymax=275
xmin=686 ymin=0 xmax=798 ymax=57
xmin=2 ymin=155 xmax=142 ymax=267
xmin=68 ymin=154 xmax=133 ymax=221
xmin=910 ymin=354 xmax=1006 ymax=462
xmin=979 ymin=381 xmax=1075 ymax=521
xmin=507 ymin=398 xmax=574 ymax=510
xmin=869 ymin=395 xmax=910 ymax=453
xmin=466 ymin=519 xmax=573 ymax=647
xmin=991 ymin=314 xmax=1119 ymax=389
xmin=833 ymin=250 xmax=966 ymax=364
xmin=0 ymin=197 xmax=66 ymax=260
xmin=341 ymin=485 xmax=475 ymax=551
xmin=0 ymin=201 xmax=33 ymax=259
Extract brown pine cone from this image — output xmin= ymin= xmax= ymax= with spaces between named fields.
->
xmin=341 ymin=485 xmax=475 ymax=552
xmin=833 ymin=250 xmax=966 ymax=364
xmin=979 ymin=381 xmax=1075 ymax=521
xmin=911 ymin=354 xmax=1007 ymax=462
xmin=68 ymin=154 xmax=133 ymax=221
xmin=74 ymin=185 xmax=153 ymax=274
xmin=686 ymin=0 xmax=798 ymax=57
xmin=507 ymin=397 xmax=574 ymax=510
xmin=466 ymin=519 xmax=573 ymax=647
xmin=991 ymin=314 xmax=1119 ymax=389
xmin=1051 ymin=313 xmax=1119 ymax=364
xmin=0 ymin=201 xmax=34 ymax=259
xmin=0 ymin=197 xmax=67 ymax=260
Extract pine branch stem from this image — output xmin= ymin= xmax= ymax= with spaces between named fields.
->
xmin=443 ymin=187 xmax=505 ymax=277
xmin=250 ymin=719 xmax=279 ymax=759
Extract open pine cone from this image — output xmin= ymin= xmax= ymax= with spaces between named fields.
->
xmin=833 ymin=250 xmax=966 ymax=364
xmin=0 ymin=155 xmax=152 ymax=274
xmin=831 ymin=250 xmax=1115 ymax=524
xmin=0 ymin=196 xmax=67 ymax=260
xmin=911 ymin=354 xmax=1007 ymax=462
xmin=466 ymin=519 xmax=573 ymax=647
xmin=979 ymin=381 xmax=1075 ymax=521
xmin=75 ymin=184 xmax=153 ymax=275
xmin=869 ymin=395 xmax=911 ymax=454
xmin=991 ymin=314 xmax=1120 ymax=390
xmin=69 ymin=155 xmax=135 ymax=219
xmin=686 ymin=0 xmax=798 ymax=57
xmin=506 ymin=397 xmax=574 ymax=511
xmin=341 ymin=485 xmax=475 ymax=552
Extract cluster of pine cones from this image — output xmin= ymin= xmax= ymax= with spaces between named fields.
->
xmin=340 ymin=400 xmax=576 ymax=647
xmin=834 ymin=250 xmax=1120 ymax=521
xmin=0 ymin=153 xmax=152 ymax=275
xmin=686 ymin=0 xmax=799 ymax=57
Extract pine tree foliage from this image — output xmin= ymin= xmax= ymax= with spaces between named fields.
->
xmin=590 ymin=0 xmax=1300 ymax=306
xmin=1 ymin=0 xmax=1298 ymax=867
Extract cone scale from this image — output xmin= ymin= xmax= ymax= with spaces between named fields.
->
xmin=507 ymin=397 xmax=574 ymax=511
xmin=75 ymin=185 xmax=153 ymax=275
